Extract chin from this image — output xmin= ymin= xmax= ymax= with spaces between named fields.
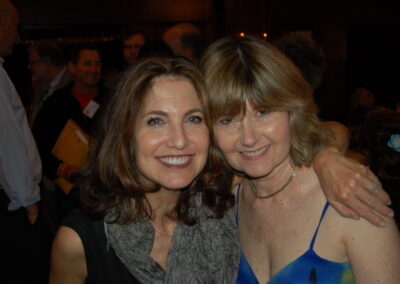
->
xmin=243 ymin=167 xmax=273 ymax=179
xmin=160 ymin=177 xmax=195 ymax=191
xmin=164 ymin=182 xmax=192 ymax=191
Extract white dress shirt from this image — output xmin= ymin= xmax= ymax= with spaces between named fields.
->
xmin=48 ymin=66 xmax=67 ymax=96
xmin=0 ymin=57 xmax=41 ymax=210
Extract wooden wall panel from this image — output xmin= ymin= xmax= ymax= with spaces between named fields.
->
xmin=13 ymin=0 xmax=213 ymax=25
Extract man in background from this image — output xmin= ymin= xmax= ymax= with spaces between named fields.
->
xmin=105 ymin=29 xmax=146 ymax=89
xmin=274 ymin=32 xmax=350 ymax=154
xmin=28 ymin=42 xmax=71 ymax=126
xmin=32 ymin=44 xmax=105 ymax=223
xmin=122 ymin=29 xmax=146 ymax=66
xmin=163 ymin=22 xmax=204 ymax=64
xmin=0 ymin=0 xmax=43 ymax=282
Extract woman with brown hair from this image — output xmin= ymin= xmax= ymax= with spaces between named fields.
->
xmin=200 ymin=36 xmax=400 ymax=283
xmin=49 ymin=56 xmax=238 ymax=283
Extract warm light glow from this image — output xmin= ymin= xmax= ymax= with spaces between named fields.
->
xmin=263 ymin=33 xmax=268 ymax=38
xmin=240 ymin=32 xmax=245 ymax=37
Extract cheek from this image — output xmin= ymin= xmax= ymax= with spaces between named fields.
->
xmin=135 ymin=131 xmax=161 ymax=155
xmin=214 ymin=127 xmax=237 ymax=154
xmin=193 ymin=127 xmax=210 ymax=153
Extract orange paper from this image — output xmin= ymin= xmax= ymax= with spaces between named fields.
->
xmin=52 ymin=119 xmax=89 ymax=193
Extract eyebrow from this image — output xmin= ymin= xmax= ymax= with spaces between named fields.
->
xmin=142 ymin=108 xmax=204 ymax=117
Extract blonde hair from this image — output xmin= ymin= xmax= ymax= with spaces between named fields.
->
xmin=200 ymin=36 xmax=328 ymax=167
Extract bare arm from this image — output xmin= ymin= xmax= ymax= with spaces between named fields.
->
xmin=49 ymin=226 xmax=87 ymax=284
xmin=314 ymin=122 xmax=393 ymax=227
xmin=323 ymin=121 xmax=350 ymax=153
xmin=345 ymin=216 xmax=400 ymax=283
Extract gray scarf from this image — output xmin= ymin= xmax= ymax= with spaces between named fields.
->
xmin=104 ymin=194 xmax=239 ymax=283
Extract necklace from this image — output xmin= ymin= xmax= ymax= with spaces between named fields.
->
xmin=248 ymin=166 xmax=297 ymax=199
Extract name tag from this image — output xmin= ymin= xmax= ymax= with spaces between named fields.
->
xmin=83 ymin=100 xmax=100 ymax=118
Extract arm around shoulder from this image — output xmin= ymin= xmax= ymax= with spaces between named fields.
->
xmin=323 ymin=121 xmax=350 ymax=153
xmin=49 ymin=226 xmax=87 ymax=284
xmin=345 ymin=215 xmax=400 ymax=284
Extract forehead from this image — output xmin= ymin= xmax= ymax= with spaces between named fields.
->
xmin=144 ymin=76 xmax=200 ymax=108
xmin=77 ymin=49 xmax=100 ymax=62
xmin=124 ymin=34 xmax=145 ymax=44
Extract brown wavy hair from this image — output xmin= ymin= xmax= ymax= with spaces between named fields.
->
xmin=78 ymin=56 xmax=234 ymax=224
xmin=199 ymin=36 xmax=328 ymax=169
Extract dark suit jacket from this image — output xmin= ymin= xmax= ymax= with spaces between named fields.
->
xmin=29 ymin=68 xmax=72 ymax=126
xmin=31 ymin=83 xmax=106 ymax=179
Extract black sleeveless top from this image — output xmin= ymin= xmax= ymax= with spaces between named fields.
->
xmin=62 ymin=209 xmax=141 ymax=284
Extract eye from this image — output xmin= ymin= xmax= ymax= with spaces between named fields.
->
xmin=255 ymin=109 xmax=270 ymax=117
xmin=147 ymin=117 xmax=164 ymax=126
xmin=218 ymin=117 xmax=234 ymax=125
xmin=187 ymin=115 xmax=204 ymax=124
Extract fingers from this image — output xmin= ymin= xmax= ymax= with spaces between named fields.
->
xmin=356 ymin=168 xmax=393 ymax=210
xmin=362 ymin=170 xmax=391 ymax=205
xmin=315 ymin=148 xmax=394 ymax=227
xmin=344 ymin=163 xmax=393 ymax=212
xmin=356 ymin=183 xmax=394 ymax=218
xmin=358 ymin=207 xmax=388 ymax=228
xmin=330 ymin=196 xmax=389 ymax=228
xmin=328 ymin=199 xmax=359 ymax=219
xmin=374 ymin=187 xmax=391 ymax=206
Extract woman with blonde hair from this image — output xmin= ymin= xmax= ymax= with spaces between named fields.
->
xmin=200 ymin=36 xmax=400 ymax=283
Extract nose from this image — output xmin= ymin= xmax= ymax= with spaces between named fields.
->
xmin=168 ymin=124 xmax=188 ymax=150
xmin=89 ymin=64 xmax=101 ymax=73
xmin=240 ymin=117 xmax=258 ymax=147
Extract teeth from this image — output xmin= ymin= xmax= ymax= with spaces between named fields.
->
xmin=241 ymin=147 xmax=267 ymax=157
xmin=160 ymin=156 xmax=190 ymax=165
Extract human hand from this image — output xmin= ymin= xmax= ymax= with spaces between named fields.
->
xmin=57 ymin=163 xmax=79 ymax=180
xmin=314 ymin=146 xmax=393 ymax=227
xmin=25 ymin=202 xmax=39 ymax=225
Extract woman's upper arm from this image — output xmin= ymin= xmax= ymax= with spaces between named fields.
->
xmin=49 ymin=226 xmax=87 ymax=284
xmin=346 ymin=216 xmax=400 ymax=284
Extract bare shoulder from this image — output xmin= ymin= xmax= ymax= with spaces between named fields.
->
xmin=49 ymin=226 xmax=87 ymax=284
xmin=341 ymin=212 xmax=400 ymax=283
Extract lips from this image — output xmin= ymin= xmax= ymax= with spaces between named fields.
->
xmin=240 ymin=146 xmax=269 ymax=159
xmin=157 ymin=155 xmax=193 ymax=168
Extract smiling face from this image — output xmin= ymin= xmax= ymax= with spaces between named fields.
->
xmin=68 ymin=49 xmax=101 ymax=89
xmin=134 ymin=76 xmax=209 ymax=190
xmin=214 ymin=102 xmax=291 ymax=179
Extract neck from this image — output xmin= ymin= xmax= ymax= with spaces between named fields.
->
xmin=146 ymin=189 xmax=181 ymax=222
xmin=243 ymin=159 xmax=296 ymax=203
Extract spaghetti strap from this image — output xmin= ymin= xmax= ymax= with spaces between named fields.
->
xmin=309 ymin=202 xmax=330 ymax=250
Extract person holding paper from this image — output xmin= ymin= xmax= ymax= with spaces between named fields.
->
xmin=32 ymin=43 xmax=107 ymax=223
